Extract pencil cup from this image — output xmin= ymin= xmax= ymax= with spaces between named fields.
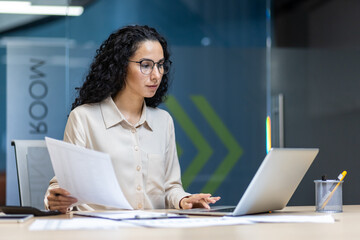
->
xmin=314 ymin=180 xmax=343 ymax=213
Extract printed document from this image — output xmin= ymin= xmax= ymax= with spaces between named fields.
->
xmin=239 ymin=214 xmax=335 ymax=223
xmin=130 ymin=215 xmax=334 ymax=228
xmin=45 ymin=137 xmax=133 ymax=210
xmin=129 ymin=217 xmax=253 ymax=228
xmin=74 ymin=210 xmax=185 ymax=220
xmin=29 ymin=218 xmax=136 ymax=231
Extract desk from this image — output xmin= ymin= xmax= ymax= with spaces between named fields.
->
xmin=2 ymin=205 xmax=360 ymax=240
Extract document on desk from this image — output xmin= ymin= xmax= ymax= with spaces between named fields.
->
xmin=29 ymin=218 xmax=136 ymax=231
xmin=45 ymin=137 xmax=133 ymax=210
xmin=74 ymin=210 xmax=185 ymax=220
xmin=130 ymin=215 xmax=334 ymax=228
xmin=130 ymin=217 xmax=253 ymax=228
xmin=238 ymin=214 xmax=335 ymax=223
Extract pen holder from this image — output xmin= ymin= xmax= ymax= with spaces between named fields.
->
xmin=314 ymin=180 xmax=343 ymax=213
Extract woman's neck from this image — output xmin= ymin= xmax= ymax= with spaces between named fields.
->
xmin=113 ymin=90 xmax=144 ymax=126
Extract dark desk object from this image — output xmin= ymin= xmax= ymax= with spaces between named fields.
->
xmin=0 ymin=206 xmax=61 ymax=216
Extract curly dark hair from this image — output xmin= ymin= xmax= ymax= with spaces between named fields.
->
xmin=71 ymin=25 xmax=171 ymax=110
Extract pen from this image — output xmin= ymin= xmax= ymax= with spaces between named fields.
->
xmin=134 ymin=213 xmax=169 ymax=219
xmin=133 ymin=213 xmax=187 ymax=220
xmin=319 ymin=171 xmax=347 ymax=210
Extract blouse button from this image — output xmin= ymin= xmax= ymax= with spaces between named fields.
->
xmin=134 ymin=146 xmax=139 ymax=151
xmin=137 ymin=185 xmax=141 ymax=191
xmin=136 ymin=165 xmax=141 ymax=171
xmin=131 ymin=129 xmax=136 ymax=133
xmin=138 ymin=203 xmax=143 ymax=209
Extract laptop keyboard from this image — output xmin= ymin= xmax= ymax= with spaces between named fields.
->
xmin=208 ymin=207 xmax=236 ymax=212
xmin=183 ymin=206 xmax=236 ymax=213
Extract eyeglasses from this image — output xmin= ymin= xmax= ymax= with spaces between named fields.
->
xmin=129 ymin=59 xmax=172 ymax=75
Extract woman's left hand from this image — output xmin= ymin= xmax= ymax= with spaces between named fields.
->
xmin=180 ymin=193 xmax=221 ymax=209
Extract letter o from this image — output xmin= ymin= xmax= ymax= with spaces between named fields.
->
xmin=29 ymin=101 xmax=48 ymax=120
xmin=29 ymin=80 xmax=48 ymax=100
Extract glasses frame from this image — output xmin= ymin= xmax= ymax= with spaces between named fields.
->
xmin=129 ymin=59 xmax=172 ymax=75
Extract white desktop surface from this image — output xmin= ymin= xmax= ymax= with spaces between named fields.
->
xmin=1 ymin=205 xmax=359 ymax=240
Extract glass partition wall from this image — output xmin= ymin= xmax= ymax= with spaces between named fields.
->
xmin=1 ymin=0 xmax=269 ymax=206
xmin=0 ymin=0 xmax=75 ymax=205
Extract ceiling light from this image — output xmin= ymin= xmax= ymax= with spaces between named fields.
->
xmin=0 ymin=1 xmax=84 ymax=16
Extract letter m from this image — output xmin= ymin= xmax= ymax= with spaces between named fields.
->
xmin=30 ymin=58 xmax=45 ymax=79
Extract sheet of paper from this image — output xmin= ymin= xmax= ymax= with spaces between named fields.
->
xmin=45 ymin=137 xmax=133 ymax=210
xmin=238 ymin=214 xmax=335 ymax=223
xmin=29 ymin=218 xmax=136 ymax=231
xmin=28 ymin=214 xmax=335 ymax=230
xmin=128 ymin=217 xmax=253 ymax=228
xmin=74 ymin=210 xmax=184 ymax=220
xmin=128 ymin=214 xmax=334 ymax=228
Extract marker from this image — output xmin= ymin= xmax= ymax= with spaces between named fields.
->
xmin=319 ymin=171 xmax=347 ymax=210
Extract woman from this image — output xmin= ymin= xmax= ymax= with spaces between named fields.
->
xmin=45 ymin=25 xmax=220 ymax=213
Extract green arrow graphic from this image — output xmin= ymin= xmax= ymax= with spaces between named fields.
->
xmin=191 ymin=95 xmax=243 ymax=194
xmin=176 ymin=142 xmax=183 ymax=158
xmin=165 ymin=95 xmax=213 ymax=190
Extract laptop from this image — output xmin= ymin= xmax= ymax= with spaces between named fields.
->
xmin=172 ymin=148 xmax=319 ymax=216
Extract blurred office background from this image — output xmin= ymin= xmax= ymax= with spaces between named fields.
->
xmin=0 ymin=0 xmax=359 ymax=207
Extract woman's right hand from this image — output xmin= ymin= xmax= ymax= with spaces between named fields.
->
xmin=47 ymin=188 xmax=78 ymax=213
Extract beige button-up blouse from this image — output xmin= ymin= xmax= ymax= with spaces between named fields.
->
xmin=45 ymin=97 xmax=190 ymax=210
